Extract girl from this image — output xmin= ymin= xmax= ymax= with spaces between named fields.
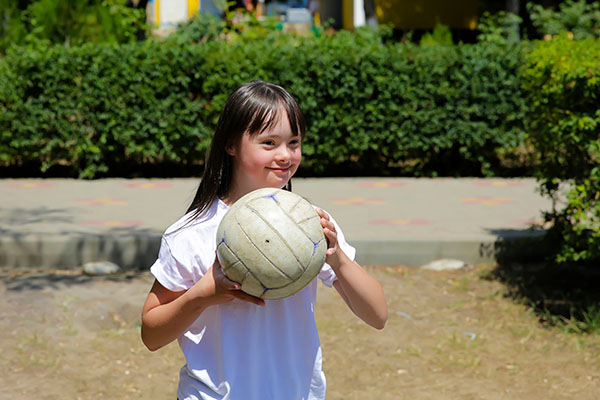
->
xmin=141 ymin=81 xmax=388 ymax=400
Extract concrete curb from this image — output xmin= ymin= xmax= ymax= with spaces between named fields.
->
xmin=0 ymin=233 xmax=161 ymax=270
xmin=0 ymin=231 xmax=549 ymax=270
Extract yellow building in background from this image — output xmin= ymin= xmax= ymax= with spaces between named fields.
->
xmin=375 ymin=0 xmax=480 ymax=29
xmin=340 ymin=0 xmax=481 ymax=30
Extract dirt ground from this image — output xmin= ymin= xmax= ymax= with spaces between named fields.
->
xmin=1 ymin=264 xmax=599 ymax=399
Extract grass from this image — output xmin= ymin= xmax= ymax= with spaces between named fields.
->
xmin=538 ymin=306 xmax=600 ymax=335
xmin=14 ymin=331 xmax=60 ymax=369
xmin=321 ymin=265 xmax=600 ymax=399
xmin=482 ymin=262 xmax=600 ymax=335
xmin=2 ymin=265 xmax=600 ymax=399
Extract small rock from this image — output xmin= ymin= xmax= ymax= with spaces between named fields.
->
xmin=83 ymin=261 xmax=121 ymax=275
xmin=420 ymin=259 xmax=469 ymax=271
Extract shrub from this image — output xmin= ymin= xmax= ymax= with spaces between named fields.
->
xmin=174 ymin=10 xmax=225 ymax=42
xmin=0 ymin=0 xmax=146 ymax=53
xmin=522 ymin=35 xmax=600 ymax=263
xmin=527 ymin=0 xmax=600 ymax=39
xmin=1 ymin=41 xmax=212 ymax=178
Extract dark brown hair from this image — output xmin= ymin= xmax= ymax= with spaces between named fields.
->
xmin=185 ymin=81 xmax=306 ymax=220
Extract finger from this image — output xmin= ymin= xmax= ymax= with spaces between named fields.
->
xmin=322 ymin=222 xmax=337 ymax=240
xmin=221 ymin=276 xmax=242 ymax=290
xmin=326 ymin=230 xmax=337 ymax=243
xmin=217 ymin=272 xmax=242 ymax=290
xmin=213 ymin=267 xmax=262 ymax=303
xmin=233 ymin=291 xmax=265 ymax=306
xmin=321 ymin=218 xmax=336 ymax=232
xmin=212 ymin=264 xmax=242 ymax=290
xmin=316 ymin=208 xmax=330 ymax=221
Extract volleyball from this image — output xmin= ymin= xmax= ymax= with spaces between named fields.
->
xmin=216 ymin=188 xmax=327 ymax=300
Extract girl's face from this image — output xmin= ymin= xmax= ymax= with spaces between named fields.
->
xmin=227 ymin=110 xmax=302 ymax=200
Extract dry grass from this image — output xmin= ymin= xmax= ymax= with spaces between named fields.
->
xmin=0 ymin=265 xmax=599 ymax=399
xmin=318 ymin=266 xmax=600 ymax=400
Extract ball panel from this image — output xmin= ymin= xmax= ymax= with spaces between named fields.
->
xmin=226 ymin=212 xmax=294 ymax=287
xmin=246 ymin=195 xmax=287 ymax=221
xmin=264 ymin=279 xmax=310 ymax=300
xmin=268 ymin=191 xmax=324 ymax=244
xmin=243 ymin=201 xmax=320 ymax=272
xmin=236 ymin=204 xmax=310 ymax=276
xmin=217 ymin=239 xmax=269 ymax=298
xmin=216 ymin=241 xmax=247 ymax=284
xmin=270 ymin=190 xmax=302 ymax=213
xmin=286 ymin=201 xmax=315 ymax=223
xmin=263 ymin=239 xmax=328 ymax=299
xmin=241 ymin=271 xmax=267 ymax=298
xmin=294 ymin=215 xmax=325 ymax=244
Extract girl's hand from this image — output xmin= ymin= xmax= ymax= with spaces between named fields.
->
xmin=140 ymin=257 xmax=264 ymax=352
xmin=191 ymin=257 xmax=265 ymax=307
xmin=315 ymin=208 xmax=388 ymax=330
xmin=316 ymin=208 xmax=340 ymax=263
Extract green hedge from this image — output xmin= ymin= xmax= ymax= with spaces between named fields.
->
xmin=522 ymin=35 xmax=600 ymax=263
xmin=1 ymin=41 xmax=212 ymax=177
xmin=0 ymin=26 xmax=527 ymax=178
xmin=287 ymin=30 xmax=527 ymax=176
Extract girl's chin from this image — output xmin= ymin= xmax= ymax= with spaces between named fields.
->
xmin=264 ymin=175 xmax=292 ymax=188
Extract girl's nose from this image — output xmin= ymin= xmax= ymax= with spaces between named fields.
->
xmin=275 ymin=145 xmax=292 ymax=163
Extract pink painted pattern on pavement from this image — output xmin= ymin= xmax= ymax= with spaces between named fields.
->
xmin=461 ymin=196 xmax=515 ymax=206
xmin=370 ymin=219 xmax=432 ymax=226
xmin=74 ymin=197 xmax=127 ymax=206
xmin=82 ymin=220 xmax=143 ymax=227
xmin=122 ymin=183 xmax=173 ymax=189
xmin=5 ymin=182 xmax=58 ymax=189
xmin=357 ymin=182 xmax=408 ymax=188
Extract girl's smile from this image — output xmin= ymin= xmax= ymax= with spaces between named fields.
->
xmin=266 ymin=165 xmax=291 ymax=173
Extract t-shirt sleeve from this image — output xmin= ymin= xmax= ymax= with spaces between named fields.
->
xmin=318 ymin=213 xmax=356 ymax=288
xmin=150 ymin=235 xmax=199 ymax=292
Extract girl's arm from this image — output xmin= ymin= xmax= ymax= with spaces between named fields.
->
xmin=316 ymin=209 xmax=388 ymax=330
xmin=141 ymin=261 xmax=264 ymax=351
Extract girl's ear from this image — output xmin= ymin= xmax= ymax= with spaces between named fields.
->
xmin=225 ymin=140 xmax=236 ymax=157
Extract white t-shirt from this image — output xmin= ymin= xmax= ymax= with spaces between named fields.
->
xmin=150 ymin=197 xmax=356 ymax=400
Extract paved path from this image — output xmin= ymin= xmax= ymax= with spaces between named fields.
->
xmin=0 ymin=178 xmax=554 ymax=269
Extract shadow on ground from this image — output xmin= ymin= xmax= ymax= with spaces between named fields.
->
xmin=0 ymin=205 xmax=161 ymax=270
xmin=487 ymin=260 xmax=600 ymax=331
xmin=478 ymin=228 xmax=600 ymax=331
xmin=480 ymin=228 xmax=550 ymax=264
xmin=0 ymin=268 xmax=148 ymax=292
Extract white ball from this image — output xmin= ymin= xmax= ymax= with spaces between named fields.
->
xmin=216 ymin=188 xmax=327 ymax=299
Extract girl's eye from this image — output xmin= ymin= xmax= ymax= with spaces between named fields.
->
xmin=263 ymin=140 xmax=275 ymax=146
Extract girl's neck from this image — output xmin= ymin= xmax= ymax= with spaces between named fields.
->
xmin=220 ymin=182 xmax=257 ymax=206
xmin=221 ymin=182 xmax=289 ymax=206
xmin=219 ymin=192 xmax=240 ymax=207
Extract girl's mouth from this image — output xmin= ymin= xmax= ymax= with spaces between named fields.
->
xmin=267 ymin=166 xmax=290 ymax=173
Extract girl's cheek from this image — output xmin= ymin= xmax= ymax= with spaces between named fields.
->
xmin=294 ymin=150 xmax=302 ymax=163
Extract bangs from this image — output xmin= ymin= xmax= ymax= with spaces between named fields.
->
xmin=246 ymin=102 xmax=284 ymax=136
xmin=244 ymin=89 xmax=305 ymax=140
